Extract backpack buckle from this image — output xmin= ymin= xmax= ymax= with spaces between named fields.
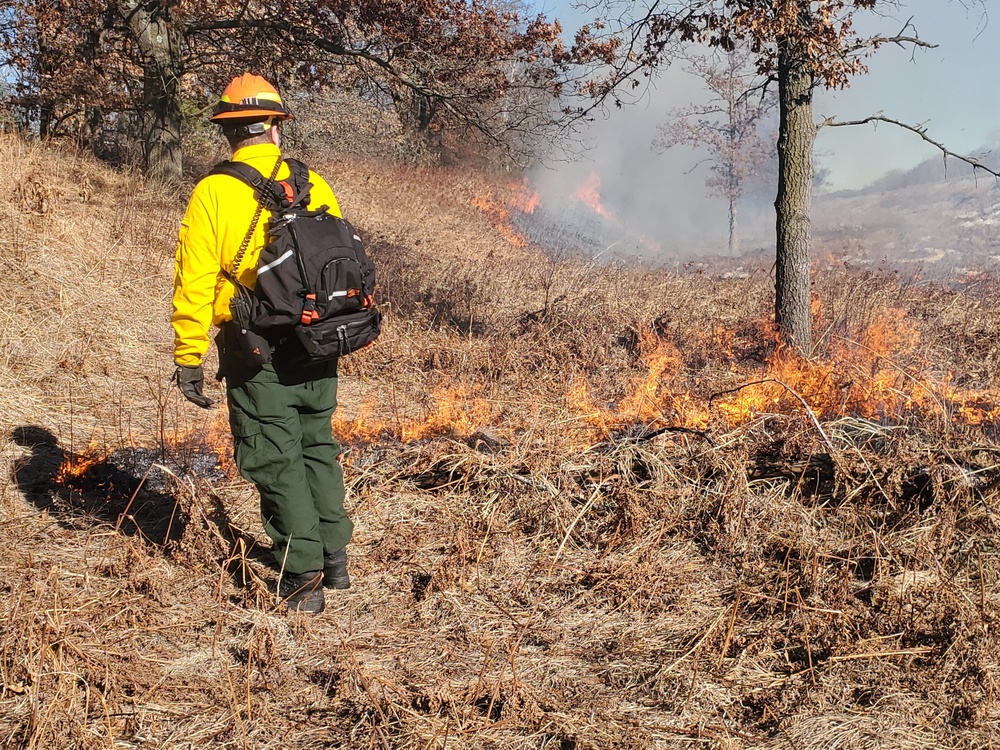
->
xmin=300 ymin=293 xmax=320 ymax=325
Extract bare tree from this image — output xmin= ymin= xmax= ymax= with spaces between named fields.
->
xmin=654 ymin=48 xmax=775 ymax=256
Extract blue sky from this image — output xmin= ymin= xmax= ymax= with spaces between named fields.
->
xmin=817 ymin=0 xmax=999 ymax=189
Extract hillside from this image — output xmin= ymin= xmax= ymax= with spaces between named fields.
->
xmin=4 ymin=136 xmax=1000 ymax=749
xmin=730 ymin=160 xmax=1000 ymax=276
xmin=812 ymin=173 xmax=1000 ymax=273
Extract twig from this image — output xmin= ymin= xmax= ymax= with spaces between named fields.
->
xmin=664 ymin=608 xmax=729 ymax=674
xmin=548 ymin=485 xmax=602 ymax=575
xmin=113 ymin=463 xmax=153 ymax=537
xmin=622 ymin=425 xmax=716 ymax=447
xmin=827 ymin=647 xmax=933 ymax=662
xmin=624 ymin=719 xmax=761 ymax=743
xmin=717 ymin=590 xmax=741 ymax=669
xmin=709 ymin=378 xmax=837 ymax=455
xmin=831 ymin=333 xmax=948 ymax=423
xmin=743 ymin=591 xmax=842 ymax=616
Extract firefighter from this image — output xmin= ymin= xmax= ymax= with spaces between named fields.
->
xmin=171 ymin=73 xmax=353 ymax=613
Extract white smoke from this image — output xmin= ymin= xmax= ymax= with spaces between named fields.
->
xmin=522 ymin=0 xmax=1000 ymax=263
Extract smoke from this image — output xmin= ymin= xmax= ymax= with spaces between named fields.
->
xmin=526 ymin=66 xmax=755 ymax=261
xmin=521 ymin=0 xmax=1000 ymax=266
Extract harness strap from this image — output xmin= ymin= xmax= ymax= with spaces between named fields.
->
xmin=207 ymin=156 xmax=282 ymax=281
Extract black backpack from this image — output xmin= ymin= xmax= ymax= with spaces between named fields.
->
xmin=210 ymin=157 xmax=381 ymax=361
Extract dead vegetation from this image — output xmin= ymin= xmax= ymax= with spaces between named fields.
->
xmin=3 ymin=135 xmax=1000 ymax=748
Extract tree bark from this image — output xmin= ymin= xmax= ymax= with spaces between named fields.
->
xmin=774 ymin=37 xmax=815 ymax=353
xmin=728 ymin=196 xmax=737 ymax=256
xmin=119 ymin=1 xmax=184 ymax=182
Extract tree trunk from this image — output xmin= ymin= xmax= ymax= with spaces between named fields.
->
xmin=393 ymin=87 xmax=441 ymax=161
xmin=774 ymin=39 xmax=816 ymax=353
xmin=38 ymin=106 xmax=52 ymax=139
xmin=120 ymin=1 xmax=184 ymax=182
xmin=728 ymin=196 xmax=737 ymax=256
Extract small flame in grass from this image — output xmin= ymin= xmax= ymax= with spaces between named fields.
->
xmin=334 ymin=384 xmax=495 ymax=444
xmin=57 ymin=439 xmax=106 ymax=482
xmin=573 ymin=173 xmax=616 ymax=221
xmin=939 ymin=379 xmax=1000 ymax=425
xmin=56 ymin=413 xmax=237 ymax=488
xmin=196 ymin=408 xmax=236 ymax=471
xmin=705 ymin=308 xmax=933 ymax=424
xmin=470 ymin=192 xmax=529 ymax=248
xmin=566 ymin=331 xmax=711 ymax=433
xmin=510 ymin=178 xmax=540 ymax=214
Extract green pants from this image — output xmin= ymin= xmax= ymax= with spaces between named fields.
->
xmin=225 ymin=357 xmax=353 ymax=575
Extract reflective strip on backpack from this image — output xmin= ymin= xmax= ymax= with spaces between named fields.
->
xmin=256 ymin=249 xmax=294 ymax=276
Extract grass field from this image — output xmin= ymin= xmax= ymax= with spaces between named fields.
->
xmin=3 ymin=134 xmax=1000 ymax=749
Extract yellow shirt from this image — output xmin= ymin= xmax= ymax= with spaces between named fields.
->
xmin=171 ymin=144 xmax=342 ymax=366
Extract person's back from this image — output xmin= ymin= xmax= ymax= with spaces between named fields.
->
xmin=172 ymin=73 xmax=354 ymax=614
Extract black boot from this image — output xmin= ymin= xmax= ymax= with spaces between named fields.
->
xmin=278 ymin=570 xmax=325 ymax=613
xmin=323 ymin=548 xmax=351 ymax=589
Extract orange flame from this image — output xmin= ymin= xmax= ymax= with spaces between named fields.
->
xmin=712 ymin=308 xmax=926 ymax=424
xmin=56 ymin=439 xmax=106 ymax=482
xmin=510 ymin=178 xmax=540 ymax=214
xmin=334 ymin=383 xmax=496 ymax=444
xmin=566 ymin=331 xmax=710 ymax=433
xmin=565 ymin=307 xmax=1000 ymax=437
xmin=470 ymin=192 xmax=529 ymax=247
xmin=573 ymin=173 xmax=615 ymax=221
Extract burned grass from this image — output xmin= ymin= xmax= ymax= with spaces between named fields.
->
xmin=3 ymin=136 xmax=1000 ymax=748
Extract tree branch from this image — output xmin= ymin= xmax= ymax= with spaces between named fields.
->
xmin=185 ymin=16 xmax=514 ymax=146
xmin=873 ymin=34 xmax=936 ymax=49
xmin=872 ymin=16 xmax=938 ymax=50
xmin=821 ymin=114 xmax=1000 ymax=178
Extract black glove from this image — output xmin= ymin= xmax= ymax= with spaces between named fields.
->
xmin=173 ymin=364 xmax=214 ymax=408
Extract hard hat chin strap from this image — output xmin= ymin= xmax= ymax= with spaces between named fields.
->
xmin=222 ymin=117 xmax=275 ymax=140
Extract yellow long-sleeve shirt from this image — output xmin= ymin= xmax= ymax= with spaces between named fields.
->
xmin=171 ymin=143 xmax=342 ymax=367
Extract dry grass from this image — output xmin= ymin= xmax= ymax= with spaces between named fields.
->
xmin=3 ymin=135 xmax=1000 ymax=749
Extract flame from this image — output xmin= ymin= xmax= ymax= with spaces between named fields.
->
xmin=57 ymin=439 xmax=106 ymax=482
xmin=55 ymin=307 xmax=1000 ymax=471
xmin=334 ymin=383 xmax=496 ymax=444
xmin=470 ymin=192 xmax=529 ymax=248
xmin=573 ymin=173 xmax=615 ymax=221
xmin=57 ymin=404 xmax=238 ymax=486
xmin=510 ymin=178 xmax=540 ymax=214
xmin=715 ymin=308 xmax=925 ymax=424
xmin=939 ymin=377 xmax=1000 ymax=425
xmin=565 ymin=331 xmax=711 ymax=433
xmin=565 ymin=307 xmax=1000 ymax=437
xmin=198 ymin=407 xmax=236 ymax=472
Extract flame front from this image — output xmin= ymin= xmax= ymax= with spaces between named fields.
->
xmin=55 ymin=308 xmax=1000 ymax=464
xmin=470 ymin=193 xmax=528 ymax=247
xmin=470 ymin=178 xmax=540 ymax=248
xmin=564 ymin=307 xmax=1000 ymax=437
xmin=334 ymin=384 xmax=495 ymax=444
xmin=510 ymin=178 xmax=540 ymax=214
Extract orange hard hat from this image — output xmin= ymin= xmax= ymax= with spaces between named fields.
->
xmin=209 ymin=73 xmax=292 ymax=123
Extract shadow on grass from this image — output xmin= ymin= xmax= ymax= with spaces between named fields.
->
xmin=10 ymin=425 xmax=276 ymax=589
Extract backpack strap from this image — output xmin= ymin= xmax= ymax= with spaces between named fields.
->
xmin=206 ymin=156 xmax=282 ymax=281
xmin=209 ymin=159 xmax=287 ymax=211
xmin=282 ymin=158 xmax=313 ymax=209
